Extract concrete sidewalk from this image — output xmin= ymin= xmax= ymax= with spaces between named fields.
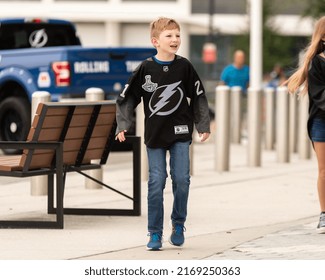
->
xmin=0 ymin=141 xmax=322 ymax=260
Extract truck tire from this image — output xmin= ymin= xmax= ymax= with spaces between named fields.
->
xmin=0 ymin=97 xmax=31 ymax=155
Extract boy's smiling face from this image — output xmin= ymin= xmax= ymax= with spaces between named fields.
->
xmin=152 ymin=28 xmax=181 ymax=58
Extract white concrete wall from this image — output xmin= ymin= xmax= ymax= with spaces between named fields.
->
xmin=0 ymin=0 xmax=315 ymax=52
xmin=75 ymin=23 xmax=106 ymax=47
xmin=121 ymin=23 xmax=151 ymax=47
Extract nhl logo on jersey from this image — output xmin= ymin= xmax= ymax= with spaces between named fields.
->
xmin=163 ymin=66 xmax=169 ymax=72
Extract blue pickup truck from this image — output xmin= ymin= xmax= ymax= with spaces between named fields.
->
xmin=0 ymin=18 xmax=156 ymax=154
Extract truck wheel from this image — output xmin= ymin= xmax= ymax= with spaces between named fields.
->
xmin=0 ymin=97 xmax=31 ymax=155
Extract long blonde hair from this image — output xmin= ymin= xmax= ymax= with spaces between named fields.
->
xmin=287 ymin=16 xmax=325 ymax=94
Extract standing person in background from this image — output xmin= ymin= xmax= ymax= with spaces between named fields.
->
xmin=286 ymin=16 xmax=325 ymax=233
xmin=267 ymin=63 xmax=287 ymax=89
xmin=115 ymin=17 xmax=211 ymax=250
xmin=219 ymin=49 xmax=250 ymax=139
xmin=219 ymin=49 xmax=250 ymax=93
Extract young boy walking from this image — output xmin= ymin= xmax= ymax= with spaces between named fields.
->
xmin=116 ymin=17 xmax=210 ymax=250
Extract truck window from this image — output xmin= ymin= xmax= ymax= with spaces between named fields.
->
xmin=0 ymin=23 xmax=81 ymax=50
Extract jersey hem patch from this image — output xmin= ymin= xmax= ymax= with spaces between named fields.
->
xmin=174 ymin=125 xmax=189 ymax=135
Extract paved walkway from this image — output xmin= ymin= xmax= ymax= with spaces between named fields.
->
xmin=0 ymin=140 xmax=323 ymax=260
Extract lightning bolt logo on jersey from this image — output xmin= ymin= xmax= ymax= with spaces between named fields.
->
xmin=148 ymin=81 xmax=183 ymax=118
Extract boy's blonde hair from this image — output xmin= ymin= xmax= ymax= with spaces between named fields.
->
xmin=150 ymin=17 xmax=180 ymax=39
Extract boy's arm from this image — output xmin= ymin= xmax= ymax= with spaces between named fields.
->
xmin=188 ymin=64 xmax=211 ymax=138
xmin=116 ymin=69 xmax=142 ymax=140
xmin=193 ymin=94 xmax=211 ymax=138
xmin=116 ymin=92 xmax=139 ymax=134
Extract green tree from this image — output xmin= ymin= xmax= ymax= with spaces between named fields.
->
xmin=232 ymin=0 xmax=309 ymax=75
xmin=303 ymin=0 xmax=325 ymax=19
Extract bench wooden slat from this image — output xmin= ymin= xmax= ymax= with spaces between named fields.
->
xmin=96 ymin=113 xmax=115 ymax=125
xmin=87 ymin=137 xmax=108 ymax=149
xmin=63 ymin=139 xmax=84 ymax=152
xmin=72 ymin=106 xmax=94 ymax=115
xmin=99 ymin=105 xmax=116 ymax=113
xmin=65 ymin=127 xmax=88 ymax=139
xmin=83 ymin=149 xmax=107 ymax=162
xmin=20 ymin=153 xmax=54 ymax=169
xmin=0 ymin=155 xmax=22 ymax=171
xmin=36 ymin=105 xmax=70 ymax=116
xmin=32 ymin=115 xmax=67 ymax=129
xmin=91 ymin=125 xmax=112 ymax=137
xmin=28 ymin=128 xmax=62 ymax=142
xmin=63 ymin=151 xmax=80 ymax=165
xmin=69 ymin=114 xmax=92 ymax=127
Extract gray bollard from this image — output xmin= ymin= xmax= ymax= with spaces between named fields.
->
xmin=31 ymin=91 xmax=51 ymax=196
xmin=85 ymin=87 xmax=104 ymax=189
xmin=247 ymin=87 xmax=262 ymax=167
xmin=215 ymin=85 xmax=231 ymax=172
xmin=264 ymin=87 xmax=275 ymax=150
xmin=276 ymin=86 xmax=290 ymax=163
xmin=289 ymin=92 xmax=298 ymax=153
xmin=230 ymin=86 xmax=242 ymax=144
xmin=298 ymin=93 xmax=312 ymax=159
xmin=136 ymin=103 xmax=148 ymax=181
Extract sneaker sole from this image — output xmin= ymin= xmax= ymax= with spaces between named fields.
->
xmin=146 ymin=246 xmax=163 ymax=251
xmin=168 ymin=238 xmax=184 ymax=247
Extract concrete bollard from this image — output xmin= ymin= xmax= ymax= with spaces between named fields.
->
xmin=31 ymin=91 xmax=51 ymax=196
xmin=85 ymin=87 xmax=104 ymax=189
xmin=276 ymin=86 xmax=290 ymax=163
xmin=230 ymin=86 xmax=242 ymax=144
xmin=247 ymin=87 xmax=262 ymax=167
xmin=264 ymin=87 xmax=275 ymax=150
xmin=136 ymin=103 xmax=148 ymax=181
xmin=215 ymin=85 xmax=231 ymax=172
xmin=289 ymin=92 xmax=298 ymax=153
xmin=298 ymin=93 xmax=312 ymax=159
xmin=86 ymin=87 xmax=105 ymax=102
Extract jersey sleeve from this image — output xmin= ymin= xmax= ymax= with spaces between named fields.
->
xmin=116 ymin=64 xmax=143 ymax=134
xmin=187 ymin=63 xmax=211 ymax=133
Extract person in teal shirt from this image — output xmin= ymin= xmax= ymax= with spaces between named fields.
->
xmin=220 ymin=49 xmax=250 ymax=93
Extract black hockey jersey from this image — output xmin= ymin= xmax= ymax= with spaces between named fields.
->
xmin=116 ymin=55 xmax=210 ymax=148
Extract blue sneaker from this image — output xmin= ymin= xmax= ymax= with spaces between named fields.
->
xmin=147 ymin=232 xmax=162 ymax=250
xmin=169 ymin=223 xmax=185 ymax=246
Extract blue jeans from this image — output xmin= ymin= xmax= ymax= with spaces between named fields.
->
xmin=146 ymin=141 xmax=191 ymax=233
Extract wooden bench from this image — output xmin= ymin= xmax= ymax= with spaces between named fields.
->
xmin=0 ymin=101 xmax=141 ymax=229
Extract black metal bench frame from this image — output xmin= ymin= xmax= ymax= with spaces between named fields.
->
xmin=47 ymin=136 xmax=141 ymax=217
xmin=0 ymin=141 xmax=64 ymax=229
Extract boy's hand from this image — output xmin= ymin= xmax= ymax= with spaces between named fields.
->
xmin=116 ymin=130 xmax=127 ymax=142
xmin=199 ymin=132 xmax=210 ymax=142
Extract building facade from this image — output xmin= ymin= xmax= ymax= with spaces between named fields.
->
xmin=0 ymin=0 xmax=315 ymax=88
